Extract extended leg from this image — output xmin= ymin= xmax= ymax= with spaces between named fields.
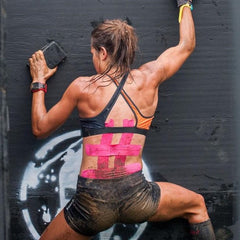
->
xmin=40 ymin=210 xmax=92 ymax=240
xmin=148 ymin=182 xmax=215 ymax=240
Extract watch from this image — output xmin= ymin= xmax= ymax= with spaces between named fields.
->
xmin=30 ymin=82 xmax=47 ymax=93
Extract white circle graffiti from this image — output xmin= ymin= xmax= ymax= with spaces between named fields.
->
xmin=19 ymin=130 xmax=152 ymax=240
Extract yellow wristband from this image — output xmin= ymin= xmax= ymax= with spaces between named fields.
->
xmin=178 ymin=3 xmax=192 ymax=23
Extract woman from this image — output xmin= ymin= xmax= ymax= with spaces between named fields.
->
xmin=29 ymin=1 xmax=216 ymax=239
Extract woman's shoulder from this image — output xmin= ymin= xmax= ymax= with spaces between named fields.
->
xmin=70 ymin=75 xmax=98 ymax=90
xmin=72 ymin=75 xmax=95 ymax=84
xmin=130 ymin=68 xmax=154 ymax=88
xmin=133 ymin=61 xmax=165 ymax=88
xmin=69 ymin=74 xmax=114 ymax=97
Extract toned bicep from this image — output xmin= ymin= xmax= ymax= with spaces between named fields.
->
xmin=139 ymin=44 xmax=193 ymax=88
xmin=33 ymin=85 xmax=77 ymax=138
xmin=45 ymin=92 xmax=76 ymax=127
xmin=156 ymin=44 xmax=192 ymax=82
xmin=139 ymin=8 xmax=195 ymax=87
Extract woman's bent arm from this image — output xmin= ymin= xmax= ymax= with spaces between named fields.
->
xmin=140 ymin=7 xmax=195 ymax=86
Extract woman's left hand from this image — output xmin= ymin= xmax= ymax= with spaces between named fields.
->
xmin=29 ymin=50 xmax=57 ymax=83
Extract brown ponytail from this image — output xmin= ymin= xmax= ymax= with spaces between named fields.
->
xmin=91 ymin=19 xmax=138 ymax=79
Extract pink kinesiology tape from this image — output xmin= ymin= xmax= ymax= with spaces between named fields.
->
xmin=86 ymin=144 xmax=141 ymax=156
xmin=81 ymin=163 xmax=142 ymax=179
xmin=86 ymin=119 xmax=141 ymax=157
xmin=82 ymin=119 xmax=142 ymax=179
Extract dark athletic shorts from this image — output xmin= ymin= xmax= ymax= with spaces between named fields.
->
xmin=64 ymin=171 xmax=161 ymax=236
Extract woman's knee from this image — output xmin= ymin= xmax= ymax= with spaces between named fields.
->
xmin=187 ymin=193 xmax=209 ymax=223
xmin=196 ymin=193 xmax=207 ymax=211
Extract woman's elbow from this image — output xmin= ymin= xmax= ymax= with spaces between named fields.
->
xmin=190 ymin=38 xmax=196 ymax=53
xmin=187 ymin=36 xmax=196 ymax=53
xmin=32 ymin=127 xmax=49 ymax=139
xmin=180 ymin=38 xmax=196 ymax=56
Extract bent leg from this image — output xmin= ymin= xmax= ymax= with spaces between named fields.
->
xmin=148 ymin=182 xmax=215 ymax=240
xmin=40 ymin=210 xmax=92 ymax=240
xmin=149 ymin=182 xmax=208 ymax=223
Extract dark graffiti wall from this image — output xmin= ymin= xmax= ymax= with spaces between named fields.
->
xmin=2 ymin=0 xmax=239 ymax=239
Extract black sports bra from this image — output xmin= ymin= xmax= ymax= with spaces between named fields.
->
xmin=80 ymin=73 xmax=154 ymax=137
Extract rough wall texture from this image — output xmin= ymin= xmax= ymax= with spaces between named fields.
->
xmin=2 ymin=0 xmax=239 ymax=239
xmin=0 ymin=0 xmax=9 ymax=239
xmin=233 ymin=0 xmax=240 ymax=234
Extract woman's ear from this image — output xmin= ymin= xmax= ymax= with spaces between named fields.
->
xmin=99 ymin=47 xmax=108 ymax=61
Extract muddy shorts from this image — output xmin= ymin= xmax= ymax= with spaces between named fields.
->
xmin=64 ymin=171 xmax=161 ymax=236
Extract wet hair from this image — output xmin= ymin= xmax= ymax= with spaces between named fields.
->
xmin=91 ymin=19 xmax=138 ymax=80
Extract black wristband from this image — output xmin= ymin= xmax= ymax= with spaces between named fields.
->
xmin=30 ymin=82 xmax=47 ymax=93
xmin=177 ymin=0 xmax=192 ymax=7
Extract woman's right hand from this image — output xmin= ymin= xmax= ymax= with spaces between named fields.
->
xmin=29 ymin=50 xmax=57 ymax=83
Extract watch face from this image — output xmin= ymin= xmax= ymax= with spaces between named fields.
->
xmin=32 ymin=82 xmax=43 ymax=88
xmin=31 ymin=82 xmax=47 ymax=92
